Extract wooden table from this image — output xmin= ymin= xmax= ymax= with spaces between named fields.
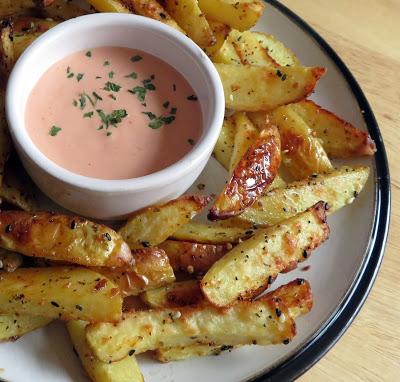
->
xmin=278 ymin=1 xmax=400 ymax=380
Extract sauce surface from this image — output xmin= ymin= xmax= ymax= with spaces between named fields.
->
xmin=25 ymin=47 xmax=202 ymax=179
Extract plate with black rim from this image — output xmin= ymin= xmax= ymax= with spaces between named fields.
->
xmin=0 ymin=1 xmax=390 ymax=381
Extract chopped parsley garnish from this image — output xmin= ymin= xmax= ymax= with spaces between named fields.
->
xmin=162 ymin=115 xmax=175 ymax=124
xmin=86 ymin=51 xmax=92 ymax=57
xmin=104 ymin=81 xmax=121 ymax=92
xmin=96 ymin=109 xmax=128 ymax=130
xmin=188 ymin=138 xmax=195 ymax=145
xmin=163 ymin=101 xmax=170 ymax=109
xmin=187 ymin=95 xmax=198 ymax=101
xmin=95 ymin=76 xmax=102 ymax=79
xmin=130 ymin=55 xmax=142 ymax=62
xmin=67 ymin=72 xmax=74 ymax=79
xmin=49 ymin=126 xmax=62 ymax=136
xmin=142 ymin=78 xmax=156 ymax=91
xmin=84 ymin=111 xmax=94 ymax=118
xmin=82 ymin=92 xmax=95 ymax=107
xmin=170 ymin=107 xmax=177 ymax=115
xmin=128 ymin=86 xmax=147 ymax=102
xmin=109 ymin=94 xmax=116 ymax=100
xmin=146 ymin=114 xmax=175 ymax=129
xmin=125 ymin=72 xmax=137 ymax=79
xmin=106 ymin=132 xmax=112 ymax=136
xmin=76 ymin=73 xmax=84 ymax=82
xmin=67 ymin=66 xmax=71 ymax=73
xmin=78 ymin=94 xmax=86 ymax=109
xmin=142 ymin=111 xmax=157 ymax=120
xmin=72 ymin=99 xmax=78 ymax=107
xmin=103 ymin=60 xmax=110 ymax=66
xmin=108 ymin=71 xmax=114 ymax=79
xmin=92 ymin=92 xmax=102 ymax=101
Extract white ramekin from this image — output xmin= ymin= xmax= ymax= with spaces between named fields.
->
xmin=6 ymin=13 xmax=224 ymax=220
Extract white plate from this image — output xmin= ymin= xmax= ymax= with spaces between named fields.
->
xmin=0 ymin=1 xmax=390 ymax=381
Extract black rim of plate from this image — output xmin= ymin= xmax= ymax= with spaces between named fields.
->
xmin=250 ymin=1 xmax=391 ymax=381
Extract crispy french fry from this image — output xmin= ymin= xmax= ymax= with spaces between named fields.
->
xmin=159 ymin=240 xmax=230 ymax=275
xmin=208 ymin=125 xmax=281 ymax=220
xmin=67 ymin=320 xmax=144 ymax=382
xmin=236 ymin=166 xmax=370 ymax=226
xmin=163 ymin=0 xmax=215 ymax=47
xmin=204 ymin=21 xmax=231 ymax=58
xmin=171 ymin=221 xmax=256 ymax=244
xmin=289 ymin=100 xmax=377 ymax=158
xmin=201 ymin=202 xmax=329 ymax=306
xmin=94 ymin=247 xmax=175 ymax=297
xmin=0 ymin=267 xmax=122 ymax=322
xmin=0 ymin=314 xmax=52 ymax=341
xmin=215 ymin=63 xmax=326 ymax=111
xmin=122 ymin=0 xmax=185 ymax=32
xmin=86 ymin=0 xmax=130 ymax=13
xmin=198 ymin=0 xmax=265 ymax=31
xmin=0 ymin=249 xmax=23 ymax=272
xmin=213 ymin=116 xmax=237 ymax=170
xmin=119 ymin=195 xmax=210 ymax=249
xmin=0 ymin=211 xmax=132 ymax=267
xmin=253 ymin=32 xmax=301 ymax=67
xmin=86 ymin=293 xmax=295 ymax=362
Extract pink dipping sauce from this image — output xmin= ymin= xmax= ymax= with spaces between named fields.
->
xmin=25 ymin=47 xmax=203 ymax=179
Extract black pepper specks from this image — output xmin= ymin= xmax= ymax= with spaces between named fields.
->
xmin=51 ymin=301 xmax=60 ymax=307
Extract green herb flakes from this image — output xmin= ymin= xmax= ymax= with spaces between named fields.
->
xmin=49 ymin=126 xmax=62 ymax=136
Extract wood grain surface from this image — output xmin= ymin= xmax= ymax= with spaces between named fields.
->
xmin=278 ymin=1 xmax=400 ymax=380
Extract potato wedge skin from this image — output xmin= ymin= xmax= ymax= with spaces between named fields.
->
xmin=216 ymin=64 xmax=326 ymax=111
xmin=213 ymin=116 xmax=237 ymax=170
xmin=0 ymin=314 xmax=52 ymax=341
xmin=198 ymin=0 xmax=265 ymax=31
xmin=67 ymin=320 xmax=144 ymax=382
xmin=159 ymin=240 xmax=231 ymax=275
xmin=0 ymin=211 xmax=132 ymax=267
xmin=0 ymin=267 xmax=122 ymax=322
xmin=95 ymin=247 xmax=175 ymax=297
xmin=208 ymin=125 xmax=281 ymax=220
xmin=86 ymin=295 xmax=295 ymax=362
xmin=289 ymin=100 xmax=376 ymax=158
xmin=237 ymin=166 xmax=370 ymax=226
xmin=202 ymin=202 xmax=329 ymax=306
xmin=119 ymin=195 xmax=210 ymax=249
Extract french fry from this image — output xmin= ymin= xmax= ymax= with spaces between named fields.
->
xmin=204 ymin=21 xmax=231 ymax=58
xmin=0 ymin=314 xmax=52 ymax=341
xmin=86 ymin=293 xmax=295 ymax=362
xmin=0 ymin=211 xmax=132 ymax=267
xmin=171 ymin=221 xmax=256 ymax=244
xmin=122 ymin=0 xmax=185 ymax=32
xmin=119 ymin=195 xmax=210 ymax=249
xmin=0 ymin=267 xmax=122 ymax=322
xmin=163 ymin=0 xmax=215 ymax=47
xmin=208 ymin=125 xmax=281 ymax=220
xmin=213 ymin=116 xmax=237 ymax=170
xmin=67 ymin=320 xmax=144 ymax=382
xmin=253 ymin=32 xmax=301 ymax=67
xmin=198 ymin=0 xmax=265 ymax=31
xmin=94 ymin=247 xmax=175 ymax=297
xmin=269 ymin=106 xmax=333 ymax=180
xmin=201 ymin=202 xmax=329 ymax=306
xmin=215 ymin=63 xmax=326 ymax=111
xmin=236 ymin=166 xmax=370 ymax=226
xmin=0 ymin=249 xmax=23 ymax=272
xmin=158 ymin=240 xmax=230 ymax=275
xmin=86 ymin=0 xmax=130 ymax=13
xmin=289 ymin=100 xmax=377 ymax=158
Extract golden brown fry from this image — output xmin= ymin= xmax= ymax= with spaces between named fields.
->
xmin=0 ymin=314 xmax=52 ymax=341
xmin=86 ymin=0 xmax=130 ymax=13
xmin=208 ymin=125 xmax=281 ymax=220
xmin=119 ymin=195 xmax=210 ymax=249
xmin=201 ymin=202 xmax=329 ymax=306
xmin=159 ymin=240 xmax=230 ymax=275
xmin=289 ymin=100 xmax=376 ymax=158
xmin=0 ymin=267 xmax=122 ymax=322
xmin=94 ymin=247 xmax=175 ymax=297
xmin=212 ymin=116 xmax=237 ymax=170
xmin=0 ymin=211 xmax=132 ymax=267
xmin=216 ymin=63 xmax=326 ymax=111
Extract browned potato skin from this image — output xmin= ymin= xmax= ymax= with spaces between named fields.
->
xmin=159 ymin=240 xmax=231 ymax=275
xmin=95 ymin=247 xmax=175 ymax=297
xmin=208 ymin=125 xmax=281 ymax=220
xmin=0 ymin=211 xmax=132 ymax=267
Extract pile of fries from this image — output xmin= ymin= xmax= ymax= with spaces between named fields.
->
xmin=0 ymin=0 xmax=376 ymax=381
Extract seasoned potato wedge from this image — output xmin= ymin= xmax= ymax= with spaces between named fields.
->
xmin=159 ymin=240 xmax=230 ymax=275
xmin=171 ymin=222 xmax=256 ymax=244
xmin=0 ymin=314 xmax=52 ymax=341
xmin=0 ymin=249 xmax=23 ymax=272
xmin=229 ymin=112 xmax=259 ymax=173
xmin=216 ymin=63 xmax=326 ymax=111
xmin=204 ymin=21 xmax=231 ymax=58
xmin=141 ymin=280 xmax=202 ymax=308
xmin=289 ymin=100 xmax=377 ymax=158
xmin=86 ymin=0 xmax=129 ymax=13
xmin=0 ymin=0 xmax=36 ymax=17
xmin=212 ymin=38 xmax=241 ymax=64
xmin=119 ymin=195 xmax=209 ymax=249
xmin=0 ymin=211 xmax=132 ymax=267
xmin=95 ymin=248 xmax=175 ymax=297
xmin=213 ymin=116 xmax=237 ymax=170
xmin=86 ymin=294 xmax=294 ymax=362
xmin=201 ymin=202 xmax=329 ymax=306
xmin=122 ymin=0 xmax=184 ymax=32
xmin=252 ymin=32 xmax=300 ymax=67
xmin=209 ymin=125 xmax=281 ymax=220
xmin=198 ymin=0 xmax=265 ymax=31
xmin=0 ymin=267 xmax=122 ymax=322
xmin=163 ymin=0 xmax=215 ymax=47
xmin=269 ymin=106 xmax=333 ymax=180
xmin=39 ymin=0 xmax=89 ymax=19
xmin=153 ymin=279 xmax=312 ymax=362
xmin=67 ymin=320 xmax=144 ymax=382
xmin=237 ymin=166 xmax=370 ymax=226
xmin=0 ymin=25 xmax=14 ymax=77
